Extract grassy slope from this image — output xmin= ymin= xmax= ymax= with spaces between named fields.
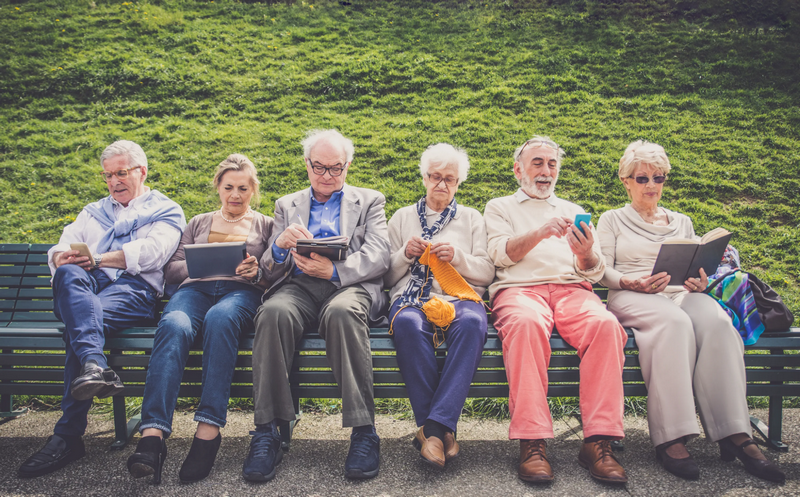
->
xmin=0 ymin=1 xmax=798 ymax=304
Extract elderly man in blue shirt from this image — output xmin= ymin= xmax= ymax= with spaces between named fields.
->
xmin=18 ymin=140 xmax=185 ymax=479
xmin=243 ymin=129 xmax=390 ymax=482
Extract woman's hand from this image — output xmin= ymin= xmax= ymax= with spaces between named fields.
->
xmin=405 ymin=236 xmax=428 ymax=259
xmin=684 ymin=268 xmax=709 ymax=293
xmin=235 ymin=253 xmax=259 ymax=280
xmin=620 ymin=272 xmax=671 ymax=294
xmin=430 ymin=242 xmax=455 ymax=263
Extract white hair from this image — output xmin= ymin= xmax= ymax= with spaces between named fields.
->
xmin=301 ymin=129 xmax=354 ymax=163
xmin=618 ymin=140 xmax=671 ymax=179
xmin=99 ymin=140 xmax=148 ymax=170
xmin=513 ymin=135 xmax=566 ymax=169
xmin=419 ymin=143 xmax=470 ymax=185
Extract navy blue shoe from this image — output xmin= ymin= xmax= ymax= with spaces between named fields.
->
xmin=242 ymin=429 xmax=283 ymax=482
xmin=344 ymin=431 xmax=380 ymax=479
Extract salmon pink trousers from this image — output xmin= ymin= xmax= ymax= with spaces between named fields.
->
xmin=492 ymin=282 xmax=627 ymax=440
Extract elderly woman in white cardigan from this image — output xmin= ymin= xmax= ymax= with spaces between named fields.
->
xmin=384 ymin=143 xmax=495 ymax=469
xmin=596 ymin=140 xmax=783 ymax=483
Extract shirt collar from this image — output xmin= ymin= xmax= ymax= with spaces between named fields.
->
xmin=514 ymin=188 xmax=558 ymax=206
xmin=109 ymin=186 xmax=151 ymax=208
xmin=310 ymin=187 xmax=344 ymax=206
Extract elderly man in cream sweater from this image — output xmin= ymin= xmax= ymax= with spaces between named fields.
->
xmin=484 ymin=136 xmax=628 ymax=485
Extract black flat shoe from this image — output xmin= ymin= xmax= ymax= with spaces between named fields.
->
xmin=70 ymin=360 xmax=124 ymax=401
xmin=127 ymin=436 xmax=167 ymax=484
xmin=18 ymin=435 xmax=86 ymax=478
xmin=655 ymin=439 xmax=699 ymax=480
xmin=719 ymin=438 xmax=785 ymax=483
xmin=178 ymin=434 xmax=221 ymax=483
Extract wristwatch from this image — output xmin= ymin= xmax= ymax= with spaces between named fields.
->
xmin=250 ymin=267 xmax=263 ymax=285
xmin=92 ymin=253 xmax=103 ymax=268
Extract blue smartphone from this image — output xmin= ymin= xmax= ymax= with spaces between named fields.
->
xmin=574 ymin=213 xmax=592 ymax=235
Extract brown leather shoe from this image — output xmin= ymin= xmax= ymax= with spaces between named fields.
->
xmin=443 ymin=432 xmax=460 ymax=461
xmin=518 ymin=439 xmax=553 ymax=483
xmin=578 ymin=440 xmax=628 ymax=483
xmin=413 ymin=427 xmax=445 ymax=469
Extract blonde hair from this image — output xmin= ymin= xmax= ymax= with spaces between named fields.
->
xmin=618 ymin=140 xmax=671 ymax=179
xmin=212 ymin=154 xmax=260 ymax=206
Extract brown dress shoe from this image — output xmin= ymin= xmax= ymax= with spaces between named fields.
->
xmin=518 ymin=439 xmax=554 ymax=482
xmin=578 ymin=440 xmax=628 ymax=483
xmin=413 ymin=427 xmax=445 ymax=469
xmin=443 ymin=432 xmax=460 ymax=461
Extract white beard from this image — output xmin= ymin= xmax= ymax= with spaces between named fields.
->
xmin=521 ymin=174 xmax=556 ymax=199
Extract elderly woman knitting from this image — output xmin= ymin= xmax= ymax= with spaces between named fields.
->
xmin=384 ymin=143 xmax=495 ymax=469
xmin=596 ymin=140 xmax=784 ymax=483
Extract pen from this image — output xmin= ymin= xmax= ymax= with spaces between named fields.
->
xmin=296 ymin=214 xmax=305 ymax=228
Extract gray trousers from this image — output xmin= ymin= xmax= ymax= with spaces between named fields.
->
xmin=252 ymin=274 xmax=374 ymax=428
xmin=607 ymin=290 xmax=751 ymax=446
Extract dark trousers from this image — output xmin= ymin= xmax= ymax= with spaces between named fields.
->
xmin=52 ymin=264 xmax=157 ymax=437
xmin=253 ymin=274 xmax=374 ymax=427
xmin=390 ymin=299 xmax=488 ymax=432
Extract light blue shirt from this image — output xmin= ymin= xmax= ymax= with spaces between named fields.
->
xmin=272 ymin=189 xmax=343 ymax=280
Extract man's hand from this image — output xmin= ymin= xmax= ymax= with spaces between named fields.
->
xmin=566 ymin=222 xmax=595 ymax=263
xmin=53 ymin=250 xmax=93 ymax=271
xmin=294 ymin=252 xmax=334 ymax=280
xmin=275 ymin=223 xmax=314 ymax=250
xmin=620 ymin=272 xmax=671 ymax=294
xmin=537 ymin=216 xmax=573 ymax=241
xmin=235 ymin=253 xmax=259 ymax=280
xmin=405 ymin=236 xmax=428 ymax=259
xmin=430 ymin=242 xmax=455 ymax=263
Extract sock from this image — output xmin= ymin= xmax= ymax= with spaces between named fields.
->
xmin=84 ymin=354 xmax=108 ymax=369
xmin=352 ymin=424 xmax=376 ymax=435
xmin=423 ymin=420 xmax=448 ymax=441
xmin=55 ymin=433 xmax=82 ymax=448
xmin=584 ymin=435 xmax=613 ymax=444
xmin=255 ymin=420 xmax=277 ymax=434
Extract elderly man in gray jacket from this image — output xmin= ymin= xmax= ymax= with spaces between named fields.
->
xmin=243 ymin=129 xmax=390 ymax=482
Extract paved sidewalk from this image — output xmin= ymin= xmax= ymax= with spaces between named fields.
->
xmin=0 ymin=408 xmax=798 ymax=496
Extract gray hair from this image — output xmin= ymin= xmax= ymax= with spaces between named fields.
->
xmin=301 ymin=129 xmax=355 ymax=163
xmin=618 ymin=140 xmax=671 ymax=179
xmin=212 ymin=154 xmax=260 ymax=206
xmin=513 ymin=135 xmax=566 ymax=169
xmin=419 ymin=143 xmax=470 ymax=185
xmin=99 ymin=140 xmax=148 ymax=171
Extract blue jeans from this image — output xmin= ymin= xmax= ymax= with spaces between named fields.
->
xmin=390 ymin=299 xmax=488 ymax=432
xmin=52 ymin=264 xmax=157 ymax=438
xmin=140 ymin=280 xmax=262 ymax=436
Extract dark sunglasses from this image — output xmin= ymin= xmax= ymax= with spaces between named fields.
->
xmin=629 ymin=175 xmax=666 ymax=184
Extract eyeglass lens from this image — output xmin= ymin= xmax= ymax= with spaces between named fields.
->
xmin=429 ymin=174 xmax=457 ymax=186
xmin=310 ymin=163 xmax=345 ymax=176
xmin=632 ymin=175 xmax=666 ymax=184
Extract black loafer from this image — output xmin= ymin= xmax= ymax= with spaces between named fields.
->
xmin=18 ymin=435 xmax=86 ymax=478
xmin=70 ymin=360 xmax=124 ymax=401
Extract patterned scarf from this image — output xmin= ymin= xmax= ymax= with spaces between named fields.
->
xmin=397 ymin=196 xmax=458 ymax=309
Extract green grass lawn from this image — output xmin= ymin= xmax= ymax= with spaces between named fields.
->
xmin=1 ymin=0 xmax=799 ymax=415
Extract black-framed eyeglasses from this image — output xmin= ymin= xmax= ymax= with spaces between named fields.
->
xmin=629 ymin=175 xmax=667 ymax=184
xmin=100 ymin=165 xmax=141 ymax=182
xmin=427 ymin=173 xmax=458 ymax=187
xmin=307 ymin=159 xmax=347 ymax=177
xmin=517 ymin=139 xmax=559 ymax=161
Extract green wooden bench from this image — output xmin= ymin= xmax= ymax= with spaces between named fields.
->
xmin=1 ymin=243 xmax=798 ymax=452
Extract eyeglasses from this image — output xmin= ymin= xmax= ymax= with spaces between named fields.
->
xmin=427 ymin=173 xmax=458 ymax=187
xmin=517 ymin=139 xmax=559 ymax=161
xmin=629 ymin=175 xmax=667 ymax=184
xmin=100 ymin=165 xmax=141 ymax=181
xmin=307 ymin=160 xmax=347 ymax=177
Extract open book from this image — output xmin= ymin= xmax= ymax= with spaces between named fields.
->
xmin=650 ymin=228 xmax=733 ymax=283
xmin=295 ymin=235 xmax=349 ymax=261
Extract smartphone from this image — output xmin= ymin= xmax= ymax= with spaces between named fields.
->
xmin=70 ymin=243 xmax=94 ymax=263
xmin=574 ymin=213 xmax=592 ymax=235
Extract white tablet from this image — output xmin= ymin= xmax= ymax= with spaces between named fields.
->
xmin=184 ymin=242 xmax=247 ymax=279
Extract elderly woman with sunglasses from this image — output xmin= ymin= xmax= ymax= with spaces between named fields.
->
xmin=384 ymin=143 xmax=495 ymax=469
xmin=596 ymin=140 xmax=784 ymax=483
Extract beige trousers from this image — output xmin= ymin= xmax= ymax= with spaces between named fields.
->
xmin=607 ymin=289 xmax=752 ymax=446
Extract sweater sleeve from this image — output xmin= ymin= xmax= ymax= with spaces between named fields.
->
xmin=597 ymin=211 xmax=625 ymax=290
xmin=451 ymin=209 xmax=496 ymax=287
xmin=384 ymin=209 xmax=415 ymax=289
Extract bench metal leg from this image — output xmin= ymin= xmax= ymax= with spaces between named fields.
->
xmin=750 ymin=396 xmax=788 ymax=452
xmin=280 ymin=395 xmax=302 ymax=453
xmin=110 ymin=395 xmax=138 ymax=450
xmin=0 ymin=394 xmax=28 ymax=418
